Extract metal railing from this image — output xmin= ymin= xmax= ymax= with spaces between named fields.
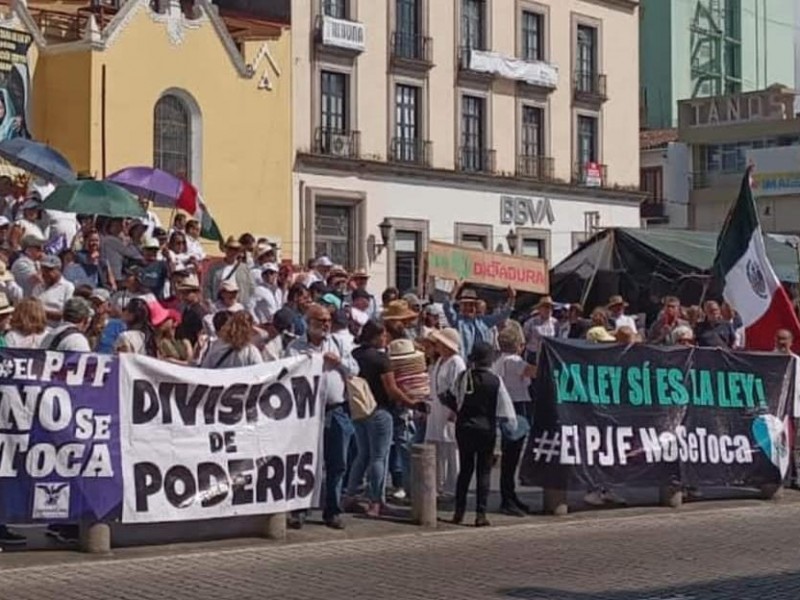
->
xmin=573 ymin=71 xmax=608 ymax=101
xmin=391 ymin=32 xmax=433 ymax=64
xmin=458 ymin=147 xmax=496 ymax=173
xmin=517 ymin=155 xmax=554 ymax=181
xmin=313 ymin=127 xmax=361 ymax=159
xmin=390 ymin=138 xmax=432 ymax=167
xmin=572 ymin=162 xmax=607 ymax=186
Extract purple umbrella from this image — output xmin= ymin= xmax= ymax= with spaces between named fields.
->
xmin=106 ymin=166 xmax=190 ymax=207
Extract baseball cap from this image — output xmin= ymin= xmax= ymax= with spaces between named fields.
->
xmin=90 ymin=288 xmax=111 ymax=303
xmin=315 ymin=256 xmax=334 ymax=268
xmin=40 ymin=255 xmax=62 ymax=270
xmin=261 ymin=262 xmax=280 ymax=274
xmin=220 ymin=280 xmax=239 ymax=293
xmin=21 ymin=234 xmax=45 ymax=249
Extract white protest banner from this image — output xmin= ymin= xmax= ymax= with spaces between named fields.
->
xmin=119 ymin=354 xmax=324 ymax=523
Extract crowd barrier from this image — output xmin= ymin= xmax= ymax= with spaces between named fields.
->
xmin=520 ymin=338 xmax=797 ymax=515
xmin=1 ymin=339 xmax=794 ymax=552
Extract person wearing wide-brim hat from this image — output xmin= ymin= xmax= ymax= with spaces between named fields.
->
xmin=443 ymin=280 xmax=516 ymax=358
xmin=426 ymin=327 xmax=466 ymax=498
xmin=381 ymin=299 xmax=419 ymax=341
xmin=522 ymin=295 xmax=557 ymax=365
xmin=204 ymin=235 xmax=254 ymax=306
xmin=606 ymin=294 xmax=638 ymax=335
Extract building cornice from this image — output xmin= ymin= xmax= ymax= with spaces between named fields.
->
xmin=580 ymin=0 xmax=639 ymax=13
xmin=295 ymin=153 xmax=647 ymax=204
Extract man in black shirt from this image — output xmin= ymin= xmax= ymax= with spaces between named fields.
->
xmin=694 ymin=301 xmax=736 ymax=348
xmin=175 ymin=274 xmax=207 ymax=349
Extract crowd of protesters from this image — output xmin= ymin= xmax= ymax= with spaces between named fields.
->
xmin=0 ymin=185 xmax=796 ymax=544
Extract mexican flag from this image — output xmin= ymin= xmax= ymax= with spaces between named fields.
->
xmin=713 ymin=169 xmax=800 ymax=351
xmin=176 ymin=180 xmax=223 ymax=243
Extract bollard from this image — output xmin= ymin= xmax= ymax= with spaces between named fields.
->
xmin=659 ymin=486 xmax=683 ymax=508
xmin=79 ymin=522 xmax=111 ymax=554
xmin=760 ymin=483 xmax=783 ymax=501
xmin=410 ymin=443 xmax=437 ymax=528
xmin=263 ymin=512 xmax=287 ymax=540
xmin=543 ymin=488 xmax=568 ymax=516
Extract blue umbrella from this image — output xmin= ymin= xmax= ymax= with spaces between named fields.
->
xmin=0 ymin=138 xmax=76 ymax=184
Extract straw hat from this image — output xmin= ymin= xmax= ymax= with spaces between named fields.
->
xmin=533 ymin=295 xmax=555 ymax=310
xmin=388 ymin=339 xmax=430 ymax=401
xmin=430 ymin=327 xmax=461 ymax=354
xmin=0 ymin=292 xmax=13 ymax=315
xmin=351 ymin=268 xmax=370 ymax=280
xmin=224 ymin=236 xmax=242 ymax=250
xmin=177 ymin=274 xmax=201 ymax=291
xmin=606 ymin=295 xmax=629 ymax=309
xmin=586 ymin=326 xmax=616 ymax=343
xmin=382 ymin=300 xmax=418 ymax=321
xmin=457 ymin=289 xmax=479 ymax=303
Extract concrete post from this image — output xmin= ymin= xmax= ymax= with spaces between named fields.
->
xmin=659 ymin=486 xmax=683 ymax=508
xmin=263 ymin=513 xmax=287 ymax=540
xmin=410 ymin=443 xmax=437 ymax=528
xmin=79 ymin=522 xmax=111 ymax=554
xmin=760 ymin=483 xmax=783 ymax=500
xmin=543 ymin=488 xmax=568 ymax=516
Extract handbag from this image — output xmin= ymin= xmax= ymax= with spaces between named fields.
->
xmin=346 ymin=376 xmax=377 ymax=421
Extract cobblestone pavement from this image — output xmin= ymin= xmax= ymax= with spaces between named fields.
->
xmin=3 ymin=500 xmax=800 ymax=599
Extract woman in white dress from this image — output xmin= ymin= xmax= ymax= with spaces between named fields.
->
xmin=425 ymin=327 xmax=466 ymax=497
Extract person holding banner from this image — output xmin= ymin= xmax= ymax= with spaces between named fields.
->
xmin=444 ymin=283 xmax=515 ymax=358
xmin=285 ymin=303 xmax=358 ymax=530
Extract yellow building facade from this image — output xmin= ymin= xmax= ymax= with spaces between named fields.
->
xmin=2 ymin=0 xmax=293 ymax=247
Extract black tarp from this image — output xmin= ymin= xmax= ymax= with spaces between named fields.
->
xmin=213 ymin=0 xmax=290 ymax=22
xmin=550 ymin=228 xmax=800 ymax=321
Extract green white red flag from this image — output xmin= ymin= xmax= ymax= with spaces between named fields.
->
xmin=713 ymin=169 xmax=800 ymax=352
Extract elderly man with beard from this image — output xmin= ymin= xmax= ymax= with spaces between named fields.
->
xmin=285 ymin=303 xmax=358 ymax=530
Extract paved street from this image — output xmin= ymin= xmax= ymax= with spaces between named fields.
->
xmin=3 ymin=497 xmax=800 ymax=599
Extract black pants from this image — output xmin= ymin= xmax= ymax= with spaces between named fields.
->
xmin=455 ymin=427 xmax=495 ymax=516
xmin=500 ymin=403 xmax=531 ymax=506
xmin=500 ymin=436 xmax=525 ymax=506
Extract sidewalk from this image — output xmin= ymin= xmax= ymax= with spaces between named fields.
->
xmin=3 ymin=485 xmax=797 ymax=571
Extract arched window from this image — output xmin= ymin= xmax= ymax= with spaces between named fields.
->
xmin=153 ymin=94 xmax=191 ymax=180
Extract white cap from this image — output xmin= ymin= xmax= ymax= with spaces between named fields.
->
xmin=315 ymin=256 xmax=334 ymax=268
xmin=0 ymin=216 xmax=10 ymax=228
xmin=261 ymin=262 xmax=279 ymax=274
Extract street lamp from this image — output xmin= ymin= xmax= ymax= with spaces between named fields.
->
xmin=506 ymin=228 xmax=517 ymax=254
xmin=368 ymin=218 xmax=394 ymax=264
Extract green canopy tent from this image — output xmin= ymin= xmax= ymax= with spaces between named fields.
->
xmin=550 ymin=227 xmax=800 ymax=321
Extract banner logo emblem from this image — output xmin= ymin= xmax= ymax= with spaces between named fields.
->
xmin=752 ymin=414 xmax=790 ymax=478
xmin=32 ymin=482 xmax=70 ymax=519
xmin=746 ymin=259 xmax=768 ymax=299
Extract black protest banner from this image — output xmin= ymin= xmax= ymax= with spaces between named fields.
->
xmin=519 ymin=339 xmax=796 ymax=490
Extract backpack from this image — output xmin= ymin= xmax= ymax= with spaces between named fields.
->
xmin=346 ymin=376 xmax=377 ymax=421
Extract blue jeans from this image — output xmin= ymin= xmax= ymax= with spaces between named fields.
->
xmin=389 ymin=411 xmax=413 ymax=490
xmin=347 ymin=408 xmax=394 ymax=503
xmin=323 ymin=405 xmax=355 ymax=520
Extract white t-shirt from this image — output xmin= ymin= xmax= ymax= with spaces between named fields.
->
xmin=492 ymin=353 xmax=531 ymax=402
xmin=5 ymin=329 xmax=45 ymax=349
xmin=186 ymin=237 xmax=206 ymax=262
xmin=611 ymin=313 xmax=638 ymax=334
xmin=249 ymin=284 xmax=284 ymax=324
xmin=115 ymin=330 xmax=147 ymax=354
xmin=32 ymin=278 xmax=75 ymax=327
xmin=200 ymin=340 xmax=263 ymax=369
xmin=40 ymin=324 xmax=91 ymax=352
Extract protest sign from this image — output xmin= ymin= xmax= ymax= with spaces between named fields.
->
xmin=519 ymin=339 xmax=797 ymax=490
xmin=0 ymin=350 xmax=121 ymax=523
xmin=427 ymin=241 xmax=548 ymax=293
xmin=119 ymin=354 xmax=324 ymax=523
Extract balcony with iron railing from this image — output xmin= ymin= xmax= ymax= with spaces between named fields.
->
xmin=517 ymin=155 xmax=554 ymax=181
xmin=316 ymin=1 xmax=366 ymax=53
xmin=572 ymin=161 xmax=607 ymax=187
xmin=458 ymin=146 xmax=496 ymax=174
xmin=313 ymin=127 xmax=361 ymax=159
xmin=573 ymin=71 xmax=608 ymax=103
xmin=390 ymin=137 xmax=432 ymax=167
xmin=391 ymin=31 xmax=433 ymax=68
